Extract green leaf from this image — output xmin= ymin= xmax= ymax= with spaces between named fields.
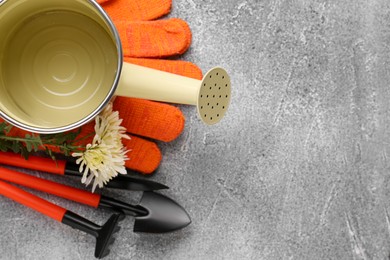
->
xmin=32 ymin=142 xmax=40 ymax=152
xmin=4 ymin=124 xmax=12 ymax=134
xmin=0 ymin=123 xmax=6 ymax=133
xmin=20 ymin=146 xmax=29 ymax=160
xmin=11 ymin=141 xmax=20 ymax=153
xmin=0 ymin=122 xmax=12 ymax=134
xmin=25 ymin=141 xmax=32 ymax=152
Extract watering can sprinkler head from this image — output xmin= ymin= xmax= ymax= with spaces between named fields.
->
xmin=196 ymin=67 xmax=231 ymax=125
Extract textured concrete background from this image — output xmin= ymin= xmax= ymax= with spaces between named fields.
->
xmin=2 ymin=0 xmax=390 ymax=259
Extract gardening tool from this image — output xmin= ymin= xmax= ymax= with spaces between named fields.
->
xmin=0 ymin=151 xmax=168 ymax=191
xmin=0 ymin=178 xmax=121 ymax=259
xmin=0 ymin=166 xmax=191 ymax=233
xmin=0 ymin=0 xmax=231 ymax=134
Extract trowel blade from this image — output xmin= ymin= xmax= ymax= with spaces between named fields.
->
xmin=133 ymin=191 xmax=191 ymax=233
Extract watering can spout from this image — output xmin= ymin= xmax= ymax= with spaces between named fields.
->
xmin=117 ymin=63 xmax=231 ymax=125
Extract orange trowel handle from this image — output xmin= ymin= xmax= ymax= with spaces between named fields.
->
xmin=0 ymin=167 xmax=101 ymax=208
xmin=0 ymin=179 xmax=67 ymax=221
xmin=0 ymin=152 xmax=66 ymax=175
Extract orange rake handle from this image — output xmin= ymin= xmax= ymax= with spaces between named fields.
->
xmin=0 ymin=177 xmax=121 ymax=259
xmin=0 ymin=152 xmax=66 ymax=175
xmin=0 ymin=167 xmax=101 ymax=208
xmin=0 ymin=179 xmax=67 ymax=221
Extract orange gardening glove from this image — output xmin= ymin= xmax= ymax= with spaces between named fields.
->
xmin=5 ymin=0 xmax=202 ymax=174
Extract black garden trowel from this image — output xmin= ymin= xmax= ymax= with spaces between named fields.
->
xmin=100 ymin=191 xmax=191 ymax=233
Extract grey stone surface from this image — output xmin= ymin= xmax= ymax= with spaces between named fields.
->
xmin=2 ymin=0 xmax=390 ymax=259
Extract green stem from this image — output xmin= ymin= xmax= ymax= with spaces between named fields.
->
xmin=0 ymin=135 xmax=84 ymax=153
xmin=0 ymin=136 xmax=38 ymax=142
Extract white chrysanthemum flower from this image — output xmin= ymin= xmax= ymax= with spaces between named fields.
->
xmin=72 ymin=103 xmax=129 ymax=192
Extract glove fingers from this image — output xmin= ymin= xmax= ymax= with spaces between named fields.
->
xmin=122 ymin=135 xmax=161 ymax=174
xmin=99 ymin=0 xmax=171 ymax=21
xmin=125 ymin=58 xmax=203 ymax=80
xmin=113 ymin=97 xmax=185 ymax=142
xmin=115 ymin=18 xmax=191 ymax=58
